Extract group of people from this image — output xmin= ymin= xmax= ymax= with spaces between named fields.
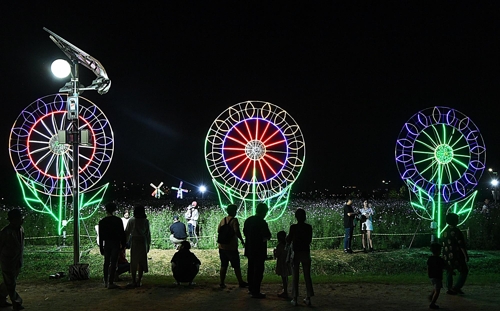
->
xmin=98 ymin=202 xmax=151 ymax=289
xmin=343 ymin=198 xmax=375 ymax=253
xmin=217 ymin=203 xmax=314 ymax=306
xmin=168 ymin=201 xmax=199 ymax=249
xmin=98 ymin=201 xmax=202 ymax=288
xmin=0 ymin=197 xmax=473 ymax=309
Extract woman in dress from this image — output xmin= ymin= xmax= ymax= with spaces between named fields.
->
xmin=125 ymin=204 xmax=151 ymax=287
xmin=359 ymin=200 xmax=375 ymax=253
xmin=286 ymin=208 xmax=314 ymax=306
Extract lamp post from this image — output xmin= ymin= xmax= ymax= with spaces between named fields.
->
xmin=51 ymin=59 xmax=82 ymax=265
xmin=45 ymin=27 xmax=111 ymax=269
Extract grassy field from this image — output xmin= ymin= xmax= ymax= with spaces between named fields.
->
xmin=20 ymin=246 xmax=500 ymax=286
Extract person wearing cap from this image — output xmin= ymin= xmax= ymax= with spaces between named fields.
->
xmin=0 ymin=209 xmax=25 ymax=310
xmin=169 ymin=215 xmax=188 ymax=249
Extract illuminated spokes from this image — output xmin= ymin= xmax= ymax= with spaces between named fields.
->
xmin=223 ymin=118 xmax=287 ymax=183
xmin=395 ymin=106 xmax=485 ymax=203
xmin=413 ymin=124 xmax=469 ymax=185
xmin=205 ymin=101 xmax=305 ymax=220
xmin=9 ymin=94 xmax=114 ymax=196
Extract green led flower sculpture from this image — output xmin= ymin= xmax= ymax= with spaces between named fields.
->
xmin=395 ymin=106 xmax=486 ymax=238
xmin=9 ymin=94 xmax=114 ymax=234
xmin=205 ymin=101 xmax=305 ymax=221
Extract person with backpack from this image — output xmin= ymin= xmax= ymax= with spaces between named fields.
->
xmin=217 ymin=204 xmax=248 ymax=289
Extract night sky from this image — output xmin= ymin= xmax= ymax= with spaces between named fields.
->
xmin=1 ymin=2 xmax=499 ymax=203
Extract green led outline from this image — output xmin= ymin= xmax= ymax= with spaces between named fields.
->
xmin=17 ymin=172 xmax=108 ymax=235
xmin=406 ymin=178 xmax=476 ymax=238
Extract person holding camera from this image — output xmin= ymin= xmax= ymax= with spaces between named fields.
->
xmin=343 ymin=198 xmax=356 ymax=254
xmin=184 ymin=201 xmax=199 ymax=247
xmin=359 ymin=200 xmax=375 ymax=253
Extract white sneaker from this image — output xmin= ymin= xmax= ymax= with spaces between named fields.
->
xmin=291 ymin=299 xmax=298 ymax=306
xmin=303 ymin=297 xmax=311 ymax=306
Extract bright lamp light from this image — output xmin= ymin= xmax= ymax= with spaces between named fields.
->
xmin=492 ymin=179 xmax=499 ymax=187
xmin=51 ymin=59 xmax=71 ymax=78
xmin=199 ymin=185 xmax=206 ymax=193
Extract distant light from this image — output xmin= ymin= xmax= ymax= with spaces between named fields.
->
xmin=492 ymin=179 xmax=499 ymax=187
xmin=51 ymin=59 xmax=71 ymax=78
xmin=489 ymin=168 xmax=493 ymax=172
xmin=199 ymin=185 xmax=207 ymax=193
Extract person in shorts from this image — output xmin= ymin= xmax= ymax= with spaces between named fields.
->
xmin=217 ymin=204 xmax=247 ymax=288
xmin=427 ymin=243 xmax=447 ymax=309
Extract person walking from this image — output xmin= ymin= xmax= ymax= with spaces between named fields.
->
xmin=0 ymin=209 xmax=25 ymax=310
xmin=125 ymin=205 xmax=151 ymax=288
xmin=98 ymin=203 xmax=126 ymax=289
xmin=287 ymin=208 xmax=314 ymax=306
xmin=217 ymin=204 xmax=248 ymax=288
xmin=243 ymin=203 xmax=272 ymax=299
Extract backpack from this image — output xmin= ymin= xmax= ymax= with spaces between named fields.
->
xmin=217 ymin=217 xmax=235 ymax=244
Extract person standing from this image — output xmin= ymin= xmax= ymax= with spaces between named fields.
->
xmin=125 ymin=205 xmax=151 ymax=287
xmin=287 ymin=208 xmax=314 ymax=306
xmin=274 ymin=231 xmax=291 ymax=298
xmin=169 ymin=216 xmax=188 ymax=249
xmin=359 ymin=200 xmax=375 ymax=253
xmin=343 ymin=198 xmax=356 ymax=254
xmin=217 ymin=204 xmax=247 ymax=288
xmin=184 ymin=201 xmax=199 ymax=247
xmin=0 ymin=209 xmax=25 ymax=310
xmin=98 ymin=203 xmax=126 ymax=289
xmin=427 ymin=243 xmax=447 ymax=309
xmin=442 ymin=213 xmax=469 ymax=295
xmin=243 ymin=203 xmax=272 ymax=299
xmin=121 ymin=209 xmax=130 ymax=230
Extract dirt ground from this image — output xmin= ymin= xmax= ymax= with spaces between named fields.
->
xmin=6 ymin=278 xmax=500 ymax=311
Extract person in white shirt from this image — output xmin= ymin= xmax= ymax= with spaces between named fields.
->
xmin=184 ymin=201 xmax=199 ymax=247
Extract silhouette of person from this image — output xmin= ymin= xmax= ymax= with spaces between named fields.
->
xmin=217 ymin=204 xmax=247 ymax=288
xmin=125 ymin=205 xmax=151 ymax=287
xmin=442 ymin=213 xmax=469 ymax=295
xmin=243 ymin=203 xmax=271 ymax=299
xmin=0 ymin=209 xmax=25 ymax=310
xmin=171 ymin=240 xmax=201 ymax=285
xmin=287 ymin=208 xmax=314 ymax=306
xmin=343 ymin=198 xmax=356 ymax=253
xmin=98 ymin=203 xmax=126 ymax=289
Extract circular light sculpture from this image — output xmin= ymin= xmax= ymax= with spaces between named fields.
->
xmin=51 ymin=59 xmax=71 ymax=78
xmin=205 ymin=101 xmax=305 ymax=221
xmin=395 ymin=106 xmax=486 ymax=237
xmin=9 ymin=93 xmax=114 ymax=197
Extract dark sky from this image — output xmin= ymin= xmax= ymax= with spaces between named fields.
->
xmin=1 ymin=2 xmax=499 ymax=202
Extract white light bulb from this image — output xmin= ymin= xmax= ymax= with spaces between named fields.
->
xmin=51 ymin=59 xmax=71 ymax=78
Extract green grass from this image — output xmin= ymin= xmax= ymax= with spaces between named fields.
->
xmin=18 ymin=246 xmax=500 ymax=286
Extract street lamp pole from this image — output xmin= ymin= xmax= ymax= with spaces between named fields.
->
xmin=70 ymin=62 xmax=80 ymax=265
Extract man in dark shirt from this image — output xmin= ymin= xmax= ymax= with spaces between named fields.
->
xmin=343 ymin=198 xmax=356 ymax=254
xmin=442 ymin=213 xmax=469 ymax=295
xmin=243 ymin=203 xmax=272 ymax=299
xmin=98 ymin=203 xmax=126 ymax=289
xmin=169 ymin=216 xmax=188 ymax=249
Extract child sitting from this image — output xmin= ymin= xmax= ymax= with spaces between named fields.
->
xmin=273 ymin=231 xmax=292 ymax=298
